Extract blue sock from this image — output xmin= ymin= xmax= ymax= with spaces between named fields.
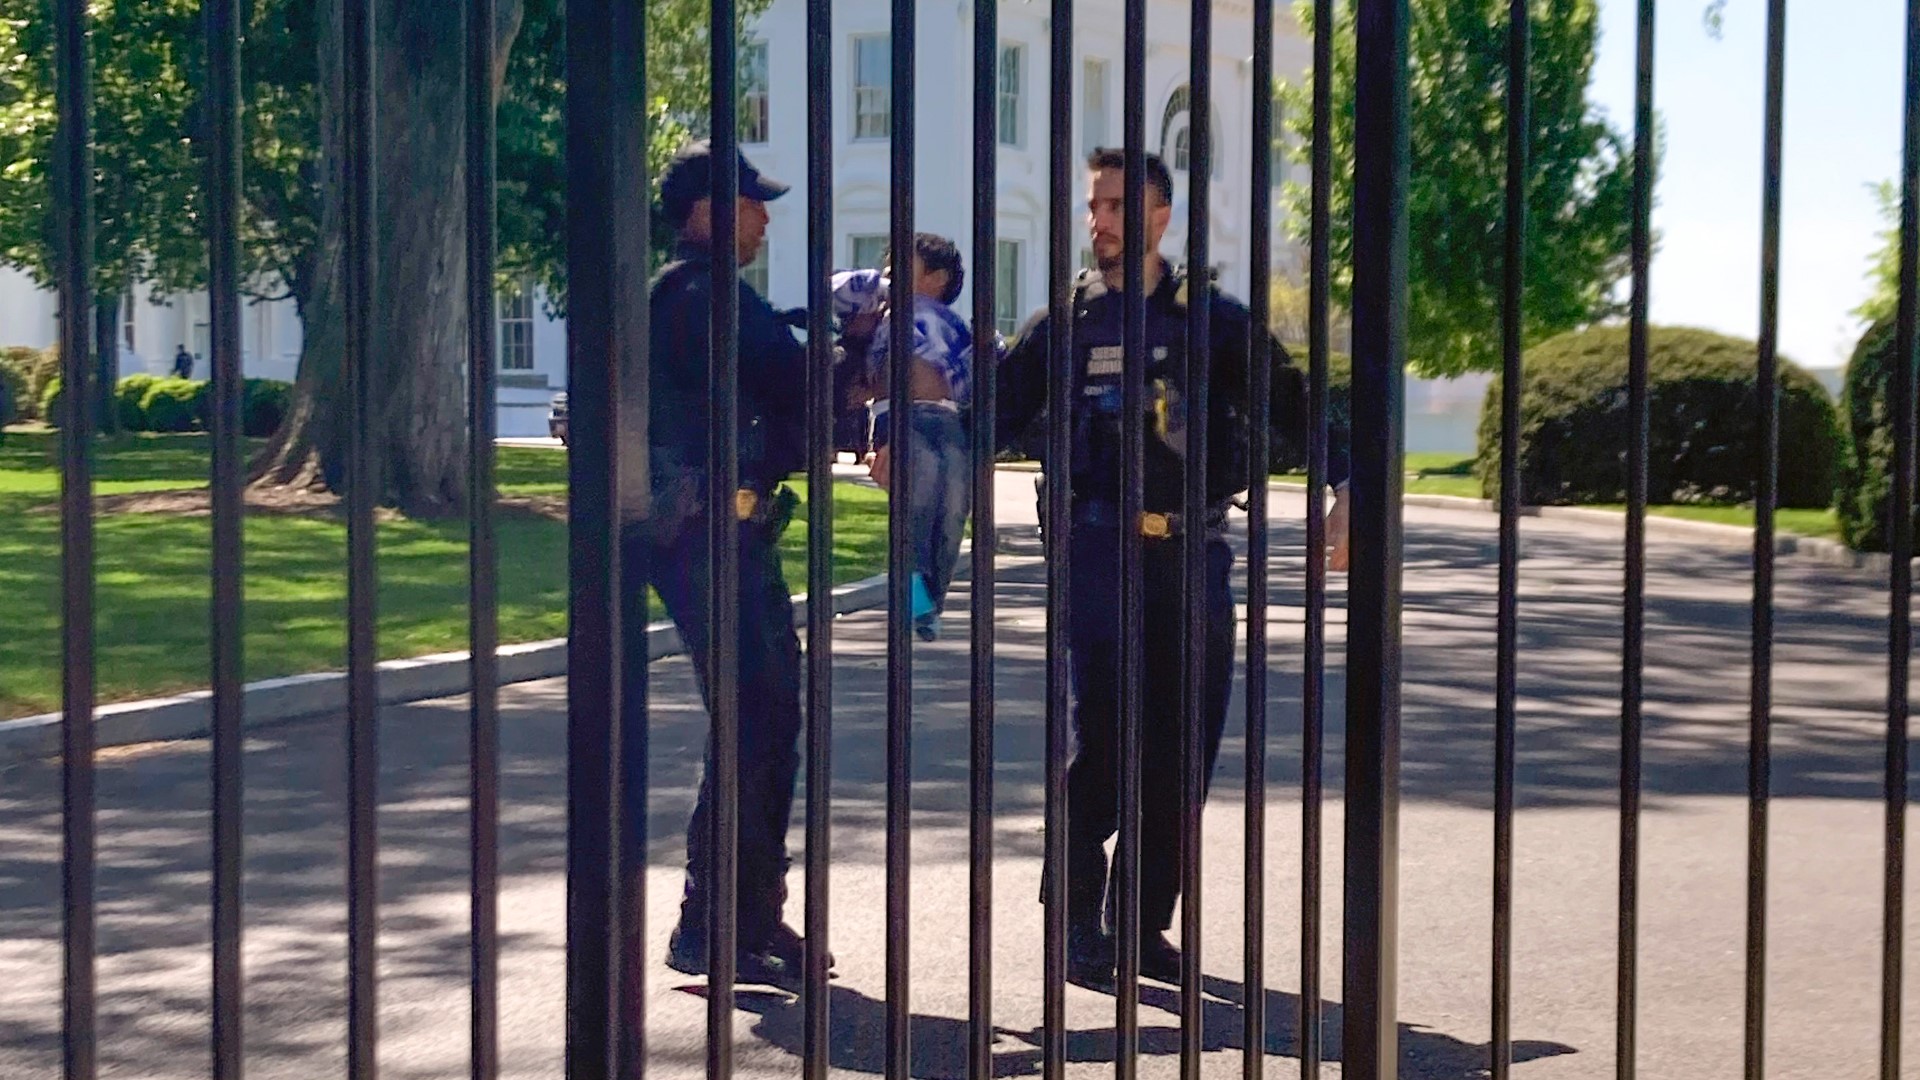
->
xmin=910 ymin=572 xmax=937 ymax=621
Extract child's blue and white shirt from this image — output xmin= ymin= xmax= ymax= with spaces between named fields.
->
xmin=830 ymin=268 xmax=1002 ymax=447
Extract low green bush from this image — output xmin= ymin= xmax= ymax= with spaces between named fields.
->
xmin=1836 ymin=318 xmax=1920 ymax=551
xmin=40 ymin=375 xmax=62 ymax=426
xmin=1474 ymin=325 xmax=1841 ymax=509
xmin=242 ymin=378 xmax=292 ymax=438
xmin=140 ymin=378 xmax=203 ymax=433
xmin=0 ymin=346 xmax=58 ymax=422
xmin=116 ymin=374 xmax=161 ymax=432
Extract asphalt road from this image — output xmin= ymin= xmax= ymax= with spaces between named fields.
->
xmin=1 ymin=480 xmax=1916 ymax=1079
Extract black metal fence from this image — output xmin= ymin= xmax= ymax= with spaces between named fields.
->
xmin=33 ymin=0 xmax=1917 ymax=1078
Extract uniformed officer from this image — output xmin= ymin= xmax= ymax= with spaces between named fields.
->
xmin=997 ymin=148 xmax=1353 ymax=986
xmin=633 ymin=140 xmax=820 ymax=991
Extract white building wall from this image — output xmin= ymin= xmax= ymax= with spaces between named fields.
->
xmin=0 ymin=0 xmax=1329 ymax=440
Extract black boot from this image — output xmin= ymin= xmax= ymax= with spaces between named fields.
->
xmin=1067 ymin=923 xmax=1116 ymax=992
xmin=666 ymin=915 xmax=810 ymax=994
xmin=1138 ymin=931 xmax=1183 ymax=985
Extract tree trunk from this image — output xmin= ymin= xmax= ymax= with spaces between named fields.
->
xmin=250 ymin=0 xmax=524 ymax=514
xmin=94 ymin=291 xmax=120 ymax=435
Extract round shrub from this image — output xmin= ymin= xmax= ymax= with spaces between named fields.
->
xmin=242 ymin=378 xmax=292 ymax=438
xmin=1835 ymin=318 xmax=1920 ymax=551
xmin=116 ymin=374 xmax=161 ymax=432
xmin=140 ymin=377 xmax=203 ymax=433
xmin=1474 ymin=325 xmax=1841 ymax=509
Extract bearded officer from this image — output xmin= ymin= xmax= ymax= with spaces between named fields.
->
xmin=996 ymin=147 xmax=1352 ymax=987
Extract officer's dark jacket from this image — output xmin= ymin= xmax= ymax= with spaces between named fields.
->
xmin=995 ymin=263 xmax=1348 ymax=511
xmin=648 ymin=241 xmax=808 ymax=490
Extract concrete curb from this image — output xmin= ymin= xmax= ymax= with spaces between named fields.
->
xmin=0 ymin=525 xmax=1039 ymax=763
xmin=1268 ymin=481 xmax=1906 ymax=573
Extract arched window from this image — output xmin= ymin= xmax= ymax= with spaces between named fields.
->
xmin=1160 ymin=85 xmax=1190 ymax=166
xmin=1158 ymin=84 xmax=1218 ymax=174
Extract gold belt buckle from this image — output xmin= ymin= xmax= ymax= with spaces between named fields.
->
xmin=734 ymin=488 xmax=759 ymax=521
xmin=1139 ymin=511 xmax=1172 ymax=539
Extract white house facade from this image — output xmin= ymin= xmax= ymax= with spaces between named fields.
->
xmin=0 ymin=0 xmax=1311 ymax=439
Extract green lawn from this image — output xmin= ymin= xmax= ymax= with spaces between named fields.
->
xmin=1284 ymin=450 xmax=1842 ymax=539
xmin=0 ymin=429 xmax=888 ymax=719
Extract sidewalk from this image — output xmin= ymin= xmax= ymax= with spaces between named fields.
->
xmin=0 ymin=492 xmax=1913 ymax=1078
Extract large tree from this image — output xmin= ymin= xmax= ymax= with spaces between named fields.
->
xmin=0 ymin=0 xmax=763 ymax=511
xmin=1280 ymin=0 xmax=1639 ymax=378
xmin=0 ymin=0 xmax=206 ymax=432
xmin=254 ymin=0 xmax=767 ymax=512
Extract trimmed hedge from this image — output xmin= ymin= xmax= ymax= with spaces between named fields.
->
xmin=140 ymin=378 xmax=204 ymax=433
xmin=116 ymin=374 xmax=161 ymax=432
xmin=1837 ymin=318 xmax=1920 ymax=551
xmin=1474 ymin=325 xmax=1841 ymax=509
xmin=242 ymin=378 xmax=291 ymax=438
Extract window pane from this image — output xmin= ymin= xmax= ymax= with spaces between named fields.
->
xmin=743 ymin=41 xmax=769 ymax=143
xmin=499 ymin=281 xmax=536 ymax=371
xmin=1082 ymin=59 xmax=1108 ymax=154
xmin=995 ymin=239 xmax=1022 ymax=337
xmin=998 ymin=45 xmax=1022 ymax=147
xmin=854 ymin=36 xmax=891 ymax=139
xmin=851 ymin=234 xmax=889 ymax=270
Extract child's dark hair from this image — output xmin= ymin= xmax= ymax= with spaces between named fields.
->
xmin=1085 ymin=147 xmax=1174 ymax=209
xmin=889 ymin=232 xmax=966 ymax=305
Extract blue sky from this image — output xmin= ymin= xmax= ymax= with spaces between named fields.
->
xmin=1586 ymin=0 xmax=1905 ymax=371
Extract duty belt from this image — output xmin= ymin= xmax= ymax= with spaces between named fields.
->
xmin=1070 ymin=498 xmax=1228 ymax=540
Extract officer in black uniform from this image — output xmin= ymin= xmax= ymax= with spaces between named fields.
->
xmin=997 ymin=148 xmax=1352 ymax=986
xmin=634 ymin=140 xmax=820 ymax=991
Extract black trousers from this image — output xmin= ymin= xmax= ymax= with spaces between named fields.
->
xmin=1061 ymin=514 xmax=1236 ymax=936
xmin=624 ymin=513 xmax=803 ymax=947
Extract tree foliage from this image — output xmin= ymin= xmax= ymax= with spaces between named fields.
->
xmin=0 ymin=0 xmax=770 ymax=502
xmin=1279 ymin=0 xmax=1640 ymax=378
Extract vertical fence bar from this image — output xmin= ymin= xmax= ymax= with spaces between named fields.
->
xmin=803 ymin=0 xmax=835 ymax=1070
xmin=53 ymin=0 xmax=96 ymax=1074
xmin=1042 ymin=0 xmax=1074 ymax=1072
xmin=1342 ymin=0 xmax=1408 ymax=1074
xmin=1117 ymin=0 xmax=1149 ymax=1072
xmin=1619 ymin=4 xmax=1654 ymax=1077
xmin=707 ymin=1 xmax=743 ymax=1073
xmin=1244 ymin=0 xmax=1274 ymax=1074
xmin=562 ymin=0 xmax=633 ymax=1068
xmin=1180 ymin=2 xmax=1213 ymax=1077
xmin=1490 ymin=1 xmax=1526 ymax=1078
xmin=205 ymin=0 xmax=247 ymax=1070
xmin=1300 ymin=0 xmax=1333 ymax=1071
xmin=1746 ymin=3 xmax=1786 ymax=1078
xmin=341 ymin=0 xmax=381 ymax=1070
xmin=1884 ymin=3 xmax=1920 ymax=1076
xmin=968 ymin=0 xmax=999 ymax=1077
xmin=465 ymin=0 xmax=501 ymax=1072
xmin=885 ymin=0 xmax=917 ymax=1073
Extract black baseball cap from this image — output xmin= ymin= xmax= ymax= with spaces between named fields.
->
xmin=657 ymin=139 xmax=790 ymax=226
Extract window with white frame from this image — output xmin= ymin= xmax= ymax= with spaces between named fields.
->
xmin=850 ymin=233 xmax=889 ymax=271
xmin=742 ymin=243 xmax=770 ymax=295
xmin=121 ymin=290 xmax=135 ymax=352
xmin=1081 ymin=58 xmax=1109 ymax=154
xmin=498 ymin=281 xmax=535 ymax=371
xmin=742 ymin=41 xmax=770 ymax=144
xmin=998 ymin=43 xmax=1025 ymax=147
xmin=852 ymin=35 xmax=890 ymax=140
xmin=995 ymin=239 xmax=1024 ymax=337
